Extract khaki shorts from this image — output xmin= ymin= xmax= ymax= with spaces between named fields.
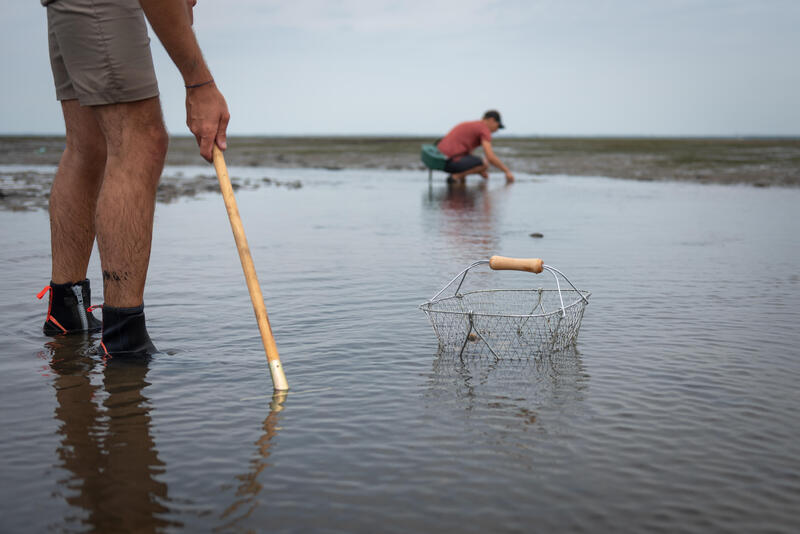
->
xmin=46 ymin=0 xmax=159 ymax=105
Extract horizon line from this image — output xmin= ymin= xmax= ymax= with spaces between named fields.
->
xmin=2 ymin=132 xmax=799 ymax=140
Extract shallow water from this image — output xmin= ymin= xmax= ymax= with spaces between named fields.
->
xmin=1 ymin=167 xmax=799 ymax=533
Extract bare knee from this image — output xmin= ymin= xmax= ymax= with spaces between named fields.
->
xmin=59 ymin=139 xmax=107 ymax=182
xmin=131 ymin=123 xmax=168 ymax=193
xmin=61 ymin=100 xmax=107 ymax=166
xmin=144 ymin=122 xmax=169 ymax=167
xmin=468 ymin=164 xmax=487 ymax=175
xmin=131 ymin=110 xmax=169 ymax=166
xmin=94 ymin=98 xmax=169 ymax=168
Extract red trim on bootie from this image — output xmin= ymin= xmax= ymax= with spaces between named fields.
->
xmin=47 ymin=316 xmax=68 ymax=333
xmin=36 ymin=286 xmax=51 ymax=300
xmin=37 ymin=285 xmax=68 ymax=334
xmin=100 ymin=341 xmax=113 ymax=363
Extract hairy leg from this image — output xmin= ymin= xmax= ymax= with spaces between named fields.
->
xmin=452 ymin=163 xmax=489 ymax=182
xmin=479 ymin=157 xmax=489 ymax=179
xmin=50 ymin=100 xmax=106 ymax=284
xmin=92 ymin=97 xmax=168 ymax=308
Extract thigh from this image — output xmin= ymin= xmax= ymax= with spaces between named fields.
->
xmin=46 ymin=0 xmax=159 ymax=106
xmin=445 ymin=154 xmax=483 ymax=173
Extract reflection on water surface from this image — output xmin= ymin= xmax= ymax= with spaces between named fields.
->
xmin=1 ymin=168 xmax=799 ymax=532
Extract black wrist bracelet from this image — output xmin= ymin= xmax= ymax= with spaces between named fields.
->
xmin=185 ymin=79 xmax=214 ymax=89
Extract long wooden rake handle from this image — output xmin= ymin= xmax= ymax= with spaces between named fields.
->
xmin=213 ymin=145 xmax=289 ymax=391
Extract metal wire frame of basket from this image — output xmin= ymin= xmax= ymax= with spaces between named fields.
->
xmin=419 ymin=257 xmax=590 ymax=359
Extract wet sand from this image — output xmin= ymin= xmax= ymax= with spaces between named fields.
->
xmin=3 ymin=166 xmax=799 ymax=533
xmin=1 ymin=135 xmax=798 ymax=211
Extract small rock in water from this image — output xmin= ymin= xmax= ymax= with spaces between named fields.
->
xmin=529 ymin=232 xmax=544 ymax=238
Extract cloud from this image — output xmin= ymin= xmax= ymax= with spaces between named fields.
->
xmin=3 ymin=0 xmax=799 ymax=135
xmin=196 ymin=0 xmax=525 ymax=33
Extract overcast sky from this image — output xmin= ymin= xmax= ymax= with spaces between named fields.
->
xmin=2 ymin=0 xmax=799 ymax=136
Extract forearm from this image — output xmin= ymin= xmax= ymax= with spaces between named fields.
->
xmin=488 ymin=154 xmax=510 ymax=174
xmin=139 ymin=0 xmax=210 ymax=85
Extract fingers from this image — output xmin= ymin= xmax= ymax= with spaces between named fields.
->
xmin=188 ymin=117 xmax=214 ymax=162
xmin=216 ymin=112 xmax=230 ymax=151
xmin=188 ymin=118 xmax=214 ymax=162
xmin=186 ymin=85 xmax=229 ymax=162
xmin=194 ymin=114 xmax=228 ymax=162
xmin=199 ymin=133 xmax=213 ymax=162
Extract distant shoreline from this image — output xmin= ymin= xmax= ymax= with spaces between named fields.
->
xmin=4 ymin=134 xmax=798 ymax=140
xmin=2 ymin=135 xmax=798 ymax=211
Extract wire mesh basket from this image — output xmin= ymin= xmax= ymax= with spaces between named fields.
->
xmin=420 ymin=256 xmax=590 ymax=358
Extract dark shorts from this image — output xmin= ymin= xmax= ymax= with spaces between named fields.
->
xmin=444 ymin=154 xmax=484 ymax=174
xmin=46 ymin=0 xmax=159 ymax=105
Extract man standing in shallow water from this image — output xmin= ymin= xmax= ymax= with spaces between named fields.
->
xmin=38 ymin=0 xmax=229 ymax=356
xmin=437 ymin=110 xmax=515 ymax=183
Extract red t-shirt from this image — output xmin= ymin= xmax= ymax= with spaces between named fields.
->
xmin=437 ymin=120 xmax=492 ymax=160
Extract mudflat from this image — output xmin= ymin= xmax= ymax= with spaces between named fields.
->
xmin=2 ymin=135 xmax=798 ymax=210
xmin=3 ymin=164 xmax=799 ymax=533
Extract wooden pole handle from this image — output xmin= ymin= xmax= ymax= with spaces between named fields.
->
xmin=489 ymin=255 xmax=544 ymax=274
xmin=213 ymin=145 xmax=288 ymax=391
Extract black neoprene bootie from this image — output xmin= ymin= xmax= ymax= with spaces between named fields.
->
xmin=39 ymin=279 xmax=102 ymax=335
xmin=101 ymin=305 xmax=158 ymax=357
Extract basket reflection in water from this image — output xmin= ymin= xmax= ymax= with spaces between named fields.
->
xmin=420 ymin=258 xmax=590 ymax=358
xmin=430 ymin=345 xmax=587 ymax=402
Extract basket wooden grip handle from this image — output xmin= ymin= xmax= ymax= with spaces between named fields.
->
xmin=489 ymin=255 xmax=544 ymax=274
